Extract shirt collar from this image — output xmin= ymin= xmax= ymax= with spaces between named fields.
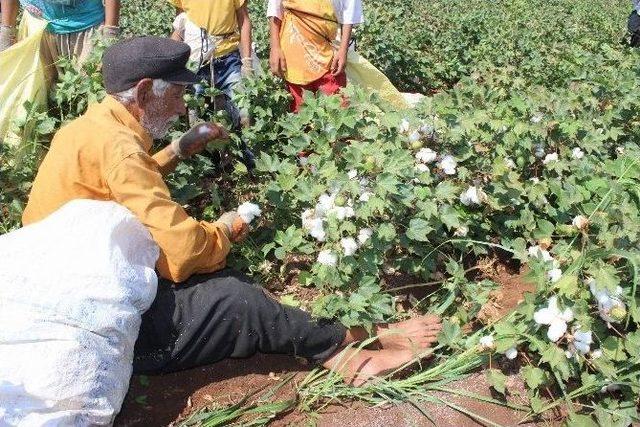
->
xmin=101 ymin=95 xmax=154 ymax=152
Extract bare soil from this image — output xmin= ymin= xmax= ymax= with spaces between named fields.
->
xmin=116 ymin=261 xmax=549 ymax=427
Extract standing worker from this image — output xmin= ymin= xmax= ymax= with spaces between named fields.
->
xmin=170 ymin=0 xmax=253 ymax=129
xmin=0 ymin=0 xmax=121 ymax=84
xmin=267 ymin=0 xmax=363 ymax=112
xmin=629 ymin=0 xmax=640 ymax=46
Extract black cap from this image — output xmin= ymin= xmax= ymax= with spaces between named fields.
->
xmin=102 ymin=36 xmax=199 ymax=94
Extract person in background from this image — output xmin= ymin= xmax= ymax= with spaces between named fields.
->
xmin=629 ymin=0 xmax=640 ymax=46
xmin=267 ymin=0 xmax=363 ymax=112
xmin=0 ymin=0 xmax=120 ymax=83
xmin=170 ymin=0 xmax=252 ymax=129
xmin=23 ymin=36 xmax=444 ymax=387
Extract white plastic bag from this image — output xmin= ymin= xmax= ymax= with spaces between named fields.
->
xmin=0 ymin=200 xmax=159 ymax=426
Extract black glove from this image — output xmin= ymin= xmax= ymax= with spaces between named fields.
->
xmin=628 ymin=11 xmax=640 ymax=46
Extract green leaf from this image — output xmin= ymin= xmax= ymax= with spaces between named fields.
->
xmin=486 ymin=369 xmax=507 ymax=395
xmin=406 ymin=218 xmax=433 ymax=242
xmin=521 ymin=365 xmax=547 ymax=390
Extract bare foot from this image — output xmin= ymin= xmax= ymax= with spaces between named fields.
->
xmin=323 ymin=346 xmax=433 ymax=387
xmin=374 ymin=314 xmax=442 ymax=351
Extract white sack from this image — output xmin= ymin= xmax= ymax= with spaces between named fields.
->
xmin=0 ymin=200 xmax=159 ymax=426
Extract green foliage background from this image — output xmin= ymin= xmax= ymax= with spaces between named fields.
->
xmin=1 ymin=0 xmax=639 ymax=423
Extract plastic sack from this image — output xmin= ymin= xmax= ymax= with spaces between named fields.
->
xmin=345 ymin=49 xmax=411 ymax=110
xmin=0 ymin=200 xmax=159 ymax=426
xmin=0 ymin=12 xmax=48 ymax=144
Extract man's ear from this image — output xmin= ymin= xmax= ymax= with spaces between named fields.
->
xmin=134 ymin=78 xmax=154 ymax=109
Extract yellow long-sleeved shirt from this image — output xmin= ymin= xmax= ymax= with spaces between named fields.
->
xmin=22 ymin=96 xmax=231 ymax=282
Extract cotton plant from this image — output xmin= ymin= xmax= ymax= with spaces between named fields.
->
xmin=533 ymin=296 xmax=574 ymax=342
xmin=572 ymin=215 xmax=589 ymax=230
xmin=571 ymin=147 xmax=585 ymax=160
xmin=438 ymin=155 xmax=457 ymax=175
xmin=542 ymin=152 xmax=558 ymax=165
xmin=340 ymin=238 xmax=358 ymax=256
xmin=479 ymin=335 xmax=495 ymax=350
xmin=415 ymin=148 xmax=437 ymax=164
xmin=459 ymin=185 xmax=486 ymax=206
xmin=566 ymin=328 xmax=593 ymax=357
xmin=317 ymin=250 xmax=337 ymax=267
xmin=587 ymin=278 xmax=627 ymax=324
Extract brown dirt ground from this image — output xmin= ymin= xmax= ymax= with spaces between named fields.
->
xmin=116 ymin=262 xmax=552 ymax=427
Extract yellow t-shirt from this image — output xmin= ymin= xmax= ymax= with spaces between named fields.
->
xmin=170 ymin=0 xmax=245 ymax=57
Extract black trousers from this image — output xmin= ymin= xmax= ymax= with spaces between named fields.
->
xmin=132 ymin=269 xmax=347 ymax=374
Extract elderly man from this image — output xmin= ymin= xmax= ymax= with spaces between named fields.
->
xmin=22 ymin=37 xmax=442 ymax=384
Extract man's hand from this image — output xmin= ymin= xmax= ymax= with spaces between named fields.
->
xmin=0 ymin=25 xmax=16 ymax=52
xmin=217 ymin=211 xmax=249 ymax=243
xmin=330 ymin=48 xmax=348 ymax=76
xmin=269 ymin=47 xmax=287 ymax=78
xmin=241 ymin=56 xmax=254 ymax=77
xmin=171 ymin=123 xmax=229 ymax=159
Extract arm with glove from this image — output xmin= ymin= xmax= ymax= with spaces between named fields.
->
xmin=237 ymin=2 xmax=253 ymax=77
xmin=152 ymin=122 xmax=229 ymax=176
xmin=0 ymin=0 xmax=18 ymax=52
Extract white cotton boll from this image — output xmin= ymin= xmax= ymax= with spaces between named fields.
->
xmin=534 ymin=145 xmax=546 ymax=159
xmin=548 ymin=268 xmax=562 ymax=283
xmin=574 ymin=330 xmax=592 ymax=346
xmin=298 ymin=156 xmax=309 ymax=166
xmin=416 ymin=148 xmax=438 ymax=164
xmin=528 ymin=245 xmax=554 ymax=263
xmin=572 ymin=147 xmax=584 ymax=160
xmin=616 ymin=147 xmax=625 ymax=155
xmin=504 ymin=158 xmax=516 ymax=169
xmin=439 ymin=155 xmax=457 ymax=175
xmin=572 ymin=215 xmax=589 ymax=230
xmin=316 ymin=193 xmax=336 ymax=217
xmin=408 ymin=131 xmax=421 ymax=143
xmin=533 ymin=296 xmax=572 ymax=342
xmin=479 ymin=335 xmax=495 ymax=350
xmin=344 ymin=207 xmax=355 ymax=218
xmin=237 ymin=202 xmax=262 ymax=224
xmin=399 ymin=118 xmax=411 ymax=133
xmin=340 ymin=238 xmax=358 ymax=256
xmin=531 ymin=113 xmax=543 ymax=124
xmin=543 ymin=153 xmax=558 ymax=165
xmin=359 ymin=192 xmax=372 ymax=202
xmin=415 ymin=163 xmax=430 ymax=173
xmin=547 ymin=319 xmax=567 ymax=342
xmin=358 ymin=228 xmax=373 ymax=245
xmin=420 ymin=123 xmax=434 ymax=135
xmin=454 ymin=226 xmax=469 ymax=237
xmin=530 ymin=177 xmax=540 ymax=184
xmin=309 ymin=225 xmax=326 ymax=242
xmin=347 ymin=169 xmax=358 ymax=180
xmin=591 ymin=349 xmax=603 ymax=359
xmin=317 ymin=250 xmax=337 ymax=267
xmin=574 ymin=341 xmax=590 ymax=355
xmin=331 ymin=206 xmax=347 ymax=220
xmin=505 ymin=347 xmax=518 ymax=360
xmin=302 ymin=210 xmax=319 ymax=230
xmin=600 ymin=383 xmax=621 ymax=394
xmin=460 ymin=186 xmax=486 ymax=206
